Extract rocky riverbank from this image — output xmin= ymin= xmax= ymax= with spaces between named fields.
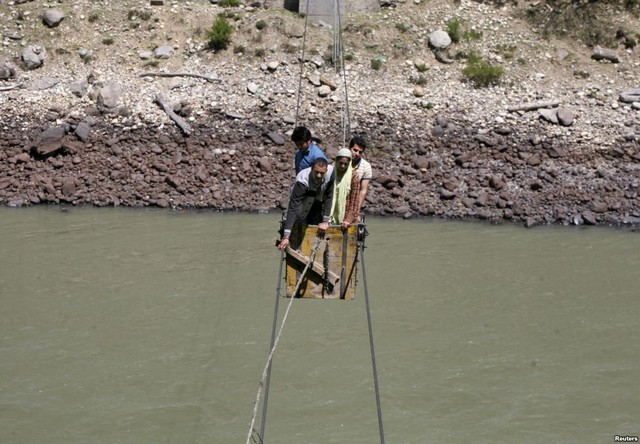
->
xmin=1 ymin=0 xmax=639 ymax=227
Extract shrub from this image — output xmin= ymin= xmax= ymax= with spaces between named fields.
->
xmin=102 ymin=37 xmax=114 ymax=45
xmin=219 ymin=0 xmax=240 ymax=6
xmin=395 ymin=22 xmax=410 ymax=33
xmin=446 ymin=18 xmax=462 ymax=44
xmin=416 ymin=63 xmax=428 ymax=73
xmin=254 ymin=47 xmax=266 ymax=57
xmin=344 ymin=53 xmax=354 ymax=61
xmin=497 ymin=43 xmax=517 ymax=60
xmin=370 ymin=57 xmax=383 ymax=70
xmin=256 ymin=19 xmax=267 ymax=30
xmin=127 ymin=9 xmax=152 ymax=21
xmin=207 ymin=15 xmax=234 ymax=51
xmin=88 ymin=12 xmax=99 ymax=23
xmin=234 ymin=44 xmax=245 ymax=54
xmin=461 ymin=54 xmax=504 ymax=87
xmin=413 ymin=75 xmax=427 ymax=85
xmin=463 ymin=29 xmax=483 ymax=41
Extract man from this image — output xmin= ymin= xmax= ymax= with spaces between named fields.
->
xmin=291 ymin=126 xmax=327 ymax=174
xmin=349 ymin=135 xmax=373 ymax=219
xmin=277 ymin=158 xmax=334 ymax=251
xmin=329 ymin=148 xmax=361 ymax=231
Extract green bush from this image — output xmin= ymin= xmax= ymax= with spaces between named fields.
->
xmin=219 ymin=0 xmax=240 ymax=7
xmin=370 ymin=58 xmax=383 ymax=70
xmin=208 ymin=15 xmax=234 ymax=51
xmin=102 ymin=37 xmax=114 ymax=45
xmin=233 ymin=44 xmax=245 ymax=54
xmin=413 ymin=75 xmax=427 ymax=85
xmin=395 ymin=22 xmax=410 ymax=33
xmin=88 ymin=12 xmax=99 ymax=23
xmin=461 ymin=54 xmax=504 ymax=87
xmin=254 ymin=47 xmax=266 ymax=57
xmin=463 ymin=29 xmax=483 ymax=41
xmin=256 ymin=19 xmax=267 ymax=30
xmin=446 ymin=18 xmax=462 ymax=44
xmin=127 ymin=9 xmax=151 ymax=21
xmin=416 ymin=63 xmax=428 ymax=73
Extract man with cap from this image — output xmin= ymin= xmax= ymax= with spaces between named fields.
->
xmin=329 ymin=148 xmax=361 ymax=231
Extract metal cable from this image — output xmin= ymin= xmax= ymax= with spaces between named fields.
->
xmin=257 ymin=249 xmax=286 ymax=442
xmin=360 ymin=242 xmax=386 ymax=444
xmin=245 ymin=238 xmax=325 ymax=444
xmin=294 ymin=0 xmax=312 ymax=128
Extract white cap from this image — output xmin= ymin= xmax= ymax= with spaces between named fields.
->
xmin=336 ymin=148 xmax=352 ymax=159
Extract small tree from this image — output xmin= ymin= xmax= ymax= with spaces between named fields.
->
xmin=208 ymin=15 xmax=234 ymax=51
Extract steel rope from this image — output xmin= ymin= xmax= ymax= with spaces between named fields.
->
xmin=245 ymin=238 xmax=325 ymax=444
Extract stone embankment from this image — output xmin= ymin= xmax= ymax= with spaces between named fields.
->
xmin=1 ymin=0 xmax=639 ymax=228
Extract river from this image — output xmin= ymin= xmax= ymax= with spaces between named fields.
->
xmin=0 ymin=207 xmax=638 ymax=444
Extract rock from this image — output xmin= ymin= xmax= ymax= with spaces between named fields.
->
xmin=0 ymin=61 xmax=17 ymax=80
xmin=33 ymin=126 xmax=66 ymax=156
xmin=591 ymin=46 xmax=619 ymax=63
xmin=154 ymin=45 xmax=175 ymax=59
xmin=61 ymin=178 xmax=77 ymax=196
xmin=97 ymin=81 xmax=124 ymax=112
xmin=31 ymin=77 xmax=60 ymax=90
xmin=247 ymin=82 xmax=259 ymax=94
xmin=42 ymin=10 xmax=65 ymax=27
xmin=318 ymin=85 xmax=331 ymax=97
xmin=582 ymin=211 xmax=597 ymax=225
xmin=69 ymin=79 xmax=88 ymax=97
xmin=266 ymin=132 xmax=285 ymax=145
xmin=557 ymin=107 xmax=575 ymax=126
xmin=413 ymin=86 xmax=425 ymax=97
xmin=75 ymin=122 xmax=91 ymax=142
xmin=539 ymin=108 xmax=558 ymax=124
xmin=21 ymin=46 xmax=47 ymax=70
xmin=412 ymin=156 xmax=431 ymax=170
xmin=429 ymin=30 xmax=451 ymax=49
xmin=257 ymin=157 xmax=272 ymax=172
xmin=619 ymin=88 xmax=640 ymax=103
xmin=319 ymin=75 xmax=337 ymax=90
xmin=267 ymin=61 xmax=279 ymax=71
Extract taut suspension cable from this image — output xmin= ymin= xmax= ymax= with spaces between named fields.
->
xmin=360 ymin=241 xmax=386 ymax=444
xmin=245 ymin=238 xmax=326 ymax=444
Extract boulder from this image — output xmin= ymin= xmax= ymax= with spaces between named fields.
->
xmin=429 ymin=30 xmax=451 ymax=49
xmin=42 ymin=10 xmax=65 ymax=27
xmin=153 ymin=45 xmax=175 ymax=59
xmin=33 ymin=126 xmax=66 ymax=156
xmin=97 ymin=81 xmax=124 ymax=112
xmin=21 ymin=46 xmax=47 ymax=70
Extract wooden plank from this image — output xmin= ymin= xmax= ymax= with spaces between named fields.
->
xmin=284 ymin=246 xmax=340 ymax=287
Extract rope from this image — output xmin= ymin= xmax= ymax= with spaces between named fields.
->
xmin=245 ymin=238 xmax=326 ymax=444
xmin=360 ymin=242 xmax=386 ymax=444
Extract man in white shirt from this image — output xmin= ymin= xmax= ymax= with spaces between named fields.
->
xmin=349 ymin=135 xmax=373 ymax=220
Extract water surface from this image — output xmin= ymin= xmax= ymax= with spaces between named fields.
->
xmin=1 ymin=207 xmax=638 ymax=443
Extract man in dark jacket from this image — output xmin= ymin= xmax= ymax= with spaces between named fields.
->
xmin=277 ymin=158 xmax=334 ymax=251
